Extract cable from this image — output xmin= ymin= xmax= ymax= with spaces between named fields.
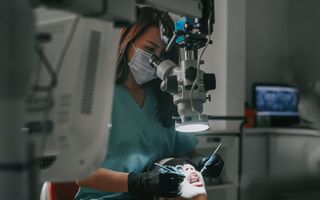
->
xmin=38 ymin=16 xmax=80 ymax=159
xmin=39 ymin=92 xmax=53 ymax=161
xmin=27 ymin=43 xmax=54 ymax=157
xmin=33 ymin=43 xmax=58 ymax=92
xmin=208 ymin=116 xmax=246 ymax=121
xmin=27 ymin=52 xmax=43 ymax=102
xmin=29 ymin=15 xmax=80 ymax=101
xmin=26 ymin=16 xmax=80 ymax=162
xmin=190 ymin=1 xmax=213 ymax=114
xmin=56 ymin=16 xmax=80 ymax=75
xmin=238 ymin=119 xmax=246 ymax=200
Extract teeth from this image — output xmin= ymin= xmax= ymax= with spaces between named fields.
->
xmin=188 ymin=173 xmax=200 ymax=183
xmin=190 ymin=178 xmax=199 ymax=183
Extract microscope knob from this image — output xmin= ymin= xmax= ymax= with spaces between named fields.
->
xmin=204 ymin=73 xmax=216 ymax=91
xmin=206 ymin=94 xmax=212 ymax=102
xmin=185 ymin=67 xmax=197 ymax=81
xmin=166 ymin=75 xmax=178 ymax=93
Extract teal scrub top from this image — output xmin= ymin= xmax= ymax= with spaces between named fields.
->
xmin=75 ymin=84 xmax=198 ymax=200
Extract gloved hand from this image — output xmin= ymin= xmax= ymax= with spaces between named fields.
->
xmin=128 ymin=169 xmax=185 ymax=198
xmin=198 ymin=154 xmax=224 ymax=178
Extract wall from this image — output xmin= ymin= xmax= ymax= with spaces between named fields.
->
xmin=288 ymin=0 xmax=320 ymax=127
xmin=245 ymin=0 xmax=289 ymax=105
xmin=203 ymin=0 xmax=246 ymax=131
xmin=245 ymin=0 xmax=320 ymax=114
xmin=288 ymin=0 xmax=320 ymax=82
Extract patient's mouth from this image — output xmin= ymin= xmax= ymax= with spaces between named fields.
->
xmin=188 ymin=172 xmax=203 ymax=187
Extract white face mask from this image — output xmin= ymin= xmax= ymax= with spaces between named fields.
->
xmin=128 ymin=43 xmax=158 ymax=85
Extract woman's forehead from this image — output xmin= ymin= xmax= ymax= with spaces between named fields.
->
xmin=139 ymin=26 xmax=164 ymax=48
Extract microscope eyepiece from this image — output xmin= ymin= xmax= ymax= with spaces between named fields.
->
xmin=149 ymin=55 xmax=163 ymax=68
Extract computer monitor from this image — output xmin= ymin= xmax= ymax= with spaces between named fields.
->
xmin=26 ymin=9 xmax=119 ymax=181
xmin=253 ymin=84 xmax=300 ymax=127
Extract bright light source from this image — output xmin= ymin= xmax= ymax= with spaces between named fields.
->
xmin=175 ymin=123 xmax=209 ymax=133
xmin=175 ymin=115 xmax=209 ymax=133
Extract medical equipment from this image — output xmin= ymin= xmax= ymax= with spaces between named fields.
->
xmin=29 ymin=0 xmax=136 ymax=25
xmin=154 ymin=163 xmax=185 ymax=176
xmin=149 ymin=0 xmax=216 ymax=132
xmin=253 ymin=84 xmax=300 ymax=127
xmin=200 ymin=142 xmax=222 ymax=173
xmin=30 ymin=12 xmax=119 ymax=181
xmin=1 ymin=1 xmax=215 ymax=199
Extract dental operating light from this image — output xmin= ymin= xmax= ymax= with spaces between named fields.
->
xmin=175 ymin=123 xmax=209 ymax=133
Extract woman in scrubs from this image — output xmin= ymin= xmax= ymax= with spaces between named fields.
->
xmin=75 ymin=7 xmax=223 ymax=200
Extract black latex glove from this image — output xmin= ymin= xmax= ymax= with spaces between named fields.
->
xmin=198 ymin=154 xmax=224 ymax=178
xmin=128 ymin=169 xmax=185 ymax=198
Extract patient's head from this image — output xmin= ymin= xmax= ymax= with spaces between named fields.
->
xmin=157 ymin=158 xmax=207 ymax=200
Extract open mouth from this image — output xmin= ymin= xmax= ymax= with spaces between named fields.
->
xmin=188 ymin=172 xmax=203 ymax=187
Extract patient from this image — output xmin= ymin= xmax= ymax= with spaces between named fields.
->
xmin=149 ymin=158 xmax=208 ymax=200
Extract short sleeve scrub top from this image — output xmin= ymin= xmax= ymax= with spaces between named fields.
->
xmin=76 ymin=84 xmax=198 ymax=200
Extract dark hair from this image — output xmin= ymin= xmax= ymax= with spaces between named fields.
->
xmin=116 ymin=7 xmax=178 ymax=128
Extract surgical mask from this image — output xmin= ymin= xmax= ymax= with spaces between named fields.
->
xmin=128 ymin=43 xmax=158 ymax=85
